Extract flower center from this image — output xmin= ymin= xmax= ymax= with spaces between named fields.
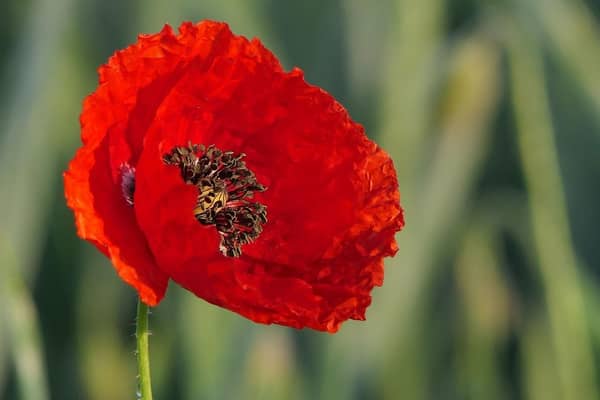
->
xmin=163 ymin=143 xmax=267 ymax=257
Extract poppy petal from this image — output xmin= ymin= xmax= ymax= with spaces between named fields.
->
xmin=132 ymin=22 xmax=404 ymax=331
xmin=65 ymin=21 xmax=242 ymax=305
xmin=63 ymin=24 xmax=205 ymax=304
xmin=64 ymin=136 xmax=168 ymax=305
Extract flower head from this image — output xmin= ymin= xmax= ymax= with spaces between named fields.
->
xmin=64 ymin=20 xmax=404 ymax=332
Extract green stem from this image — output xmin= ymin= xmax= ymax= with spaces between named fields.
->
xmin=136 ymin=299 xmax=153 ymax=400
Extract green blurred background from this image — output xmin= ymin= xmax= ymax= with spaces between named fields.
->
xmin=1 ymin=0 xmax=600 ymax=399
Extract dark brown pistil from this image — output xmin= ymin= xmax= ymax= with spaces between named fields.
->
xmin=163 ymin=143 xmax=267 ymax=257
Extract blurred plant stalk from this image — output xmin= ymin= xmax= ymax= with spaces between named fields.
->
xmin=0 ymin=239 xmax=49 ymax=400
xmin=379 ymin=0 xmax=444 ymax=187
xmin=373 ymin=1 xmax=444 ymax=397
xmin=455 ymin=222 xmax=512 ymax=400
xmin=508 ymin=22 xmax=599 ymax=400
xmin=378 ymin=26 xmax=501 ymax=399
xmin=521 ymin=316 xmax=561 ymax=400
xmin=532 ymin=0 xmax=600 ymax=121
xmin=0 ymin=0 xmax=75 ymax=396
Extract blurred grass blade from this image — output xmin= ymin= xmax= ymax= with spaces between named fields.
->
xmin=240 ymin=329 xmax=303 ymax=400
xmin=370 ymin=0 xmax=446 ymax=389
xmin=530 ymin=0 xmax=600 ymax=122
xmin=379 ymin=0 xmax=445 ymax=187
xmin=378 ymin=30 xmax=502 ymax=334
xmin=455 ymin=222 xmax=512 ymax=400
xmin=373 ymin=0 xmax=446 ymax=383
xmin=0 ymin=239 xmax=49 ymax=400
xmin=343 ymin=0 xmax=392 ymax=100
xmin=377 ymin=30 xmax=501 ymax=399
xmin=76 ymin=255 xmax=135 ymax=400
xmin=314 ymin=336 xmax=355 ymax=400
xmin=520 ymin=317 xmax=561 ymax=400
xmin=0 ymin=0 xmax=76 ymax=282
xmin=177 ymin=291 xmax=241 ymax=400
xmin=507 ymin=23 xmax=599 ymax=400
xmin=0 ymin=319 xmax=6 ymax=395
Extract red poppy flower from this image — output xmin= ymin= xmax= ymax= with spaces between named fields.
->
xmin=64 ymin=20 xmax=404 ymax=332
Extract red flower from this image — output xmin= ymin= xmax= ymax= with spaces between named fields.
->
xmin=64 ymin=20 xmax=404 ymax=332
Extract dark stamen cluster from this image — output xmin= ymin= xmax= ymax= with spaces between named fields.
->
xmin=215 ymin=203 xmax=267 ymax=257
xmin=163 ymin=143 xmax=267 ymax=257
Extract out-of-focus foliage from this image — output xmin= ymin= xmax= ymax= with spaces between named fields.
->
xmin=1 ymin=0 xmax=600 ymax=399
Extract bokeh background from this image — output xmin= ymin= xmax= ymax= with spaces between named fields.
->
xmin=1 ymin=0 xmax=600 ymax=399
